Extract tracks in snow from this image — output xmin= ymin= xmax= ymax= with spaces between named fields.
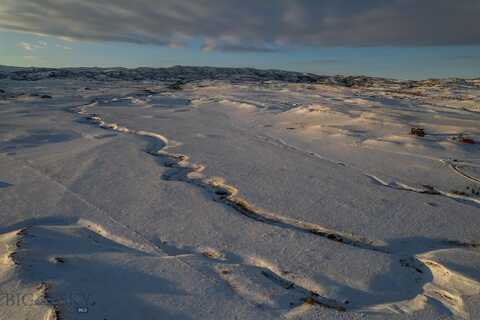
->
xmin=1 ymin=220 xmax=348 ymax=317
xmin=256 ymin=134 xmax=480 ymax=207
xmin=73 ymin=100 xmax=388 ymax=254
xmin=68 ymin=99 xmax=480 ymax=317
xmin=367 ymin=174 xmax=480 ymax=206
xmin=447 ymin=160 xmax=480 ymax=184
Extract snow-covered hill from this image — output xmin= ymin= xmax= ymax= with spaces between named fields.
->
xmin=1 ymin=65 xmax=478 ymax=88
xmin=0 ymin=67 xmax=479 ymax=319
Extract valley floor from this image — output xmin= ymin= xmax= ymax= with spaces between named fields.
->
xmin=0 ymin=79 xmax=479 ymax=319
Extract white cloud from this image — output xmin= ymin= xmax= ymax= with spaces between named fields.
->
xmin=16 ymin=40 xmax=47 ymax=51
xmin=17 ymin=42 xmax=34 ymax=51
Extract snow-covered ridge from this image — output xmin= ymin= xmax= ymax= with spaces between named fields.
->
xmin=0 ymin=65 xmax=326 ymax=83
xmin=1 ymin=65 xmax=478 ymax=88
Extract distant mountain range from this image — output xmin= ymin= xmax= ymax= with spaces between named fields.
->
xmin=0 ymin=65 xmax=478 ymax=88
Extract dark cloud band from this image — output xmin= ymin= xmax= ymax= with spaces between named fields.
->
xmin=1 ymin=0 xmax=478 ymax=51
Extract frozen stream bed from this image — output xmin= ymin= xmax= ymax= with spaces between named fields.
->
xmin=0 ymin=75 xmax=479 ymax=319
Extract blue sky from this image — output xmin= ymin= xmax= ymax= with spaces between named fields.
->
xmin=1 ymin=1 xmax=479 ymax=80
xmin=2 ymin=30 xmax=479 ymax=80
